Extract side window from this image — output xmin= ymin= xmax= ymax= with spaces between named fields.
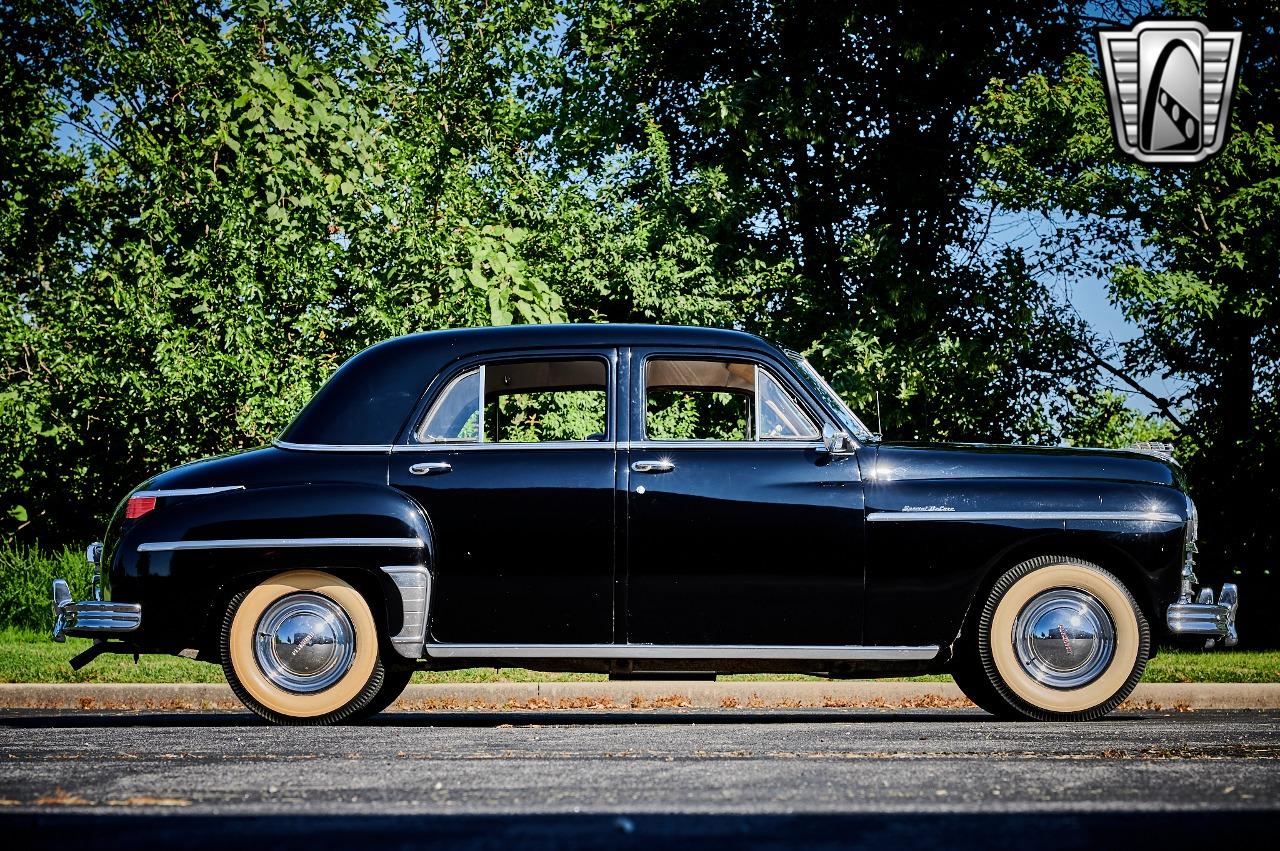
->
xmin=644 ymin=358 xmax=818 ymax=441
xmin=416 ymin=358 xmax=608 ymax=444
xmin=484 ymin=359 xmax=607 ymax=443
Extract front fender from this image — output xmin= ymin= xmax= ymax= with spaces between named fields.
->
xmin=864 ymin=474 xmax=1188 ymax=647
xmin=108 ymin=483 xmax=433 ymax=656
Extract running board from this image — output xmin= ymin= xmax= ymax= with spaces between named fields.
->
xmin=423 ymin=644 xmax=939 ymax=661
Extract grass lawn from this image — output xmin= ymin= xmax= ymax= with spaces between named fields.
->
xmin=3 ymin=629 xmax=1278 ymax=685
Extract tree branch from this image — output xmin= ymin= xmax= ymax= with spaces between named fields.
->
xmin=1085 ymin=345 xmax=1189 ymax=433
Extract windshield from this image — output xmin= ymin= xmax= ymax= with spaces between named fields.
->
xmin=786 ymin=351 xmax=876 ymax=442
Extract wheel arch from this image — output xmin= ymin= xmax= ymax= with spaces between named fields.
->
xmin=950 ymin=531 xmax=1163 ymax=662
xmin=195 ymin=563 xmax=414 ymax=663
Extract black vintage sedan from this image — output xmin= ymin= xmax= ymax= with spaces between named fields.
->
xmin=52 ymin=324 xmax=1237 ymax=724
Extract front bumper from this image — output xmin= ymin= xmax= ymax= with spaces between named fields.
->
xmin=1167 ymin=583 xmax=1238 ymax=648
xmin=50 ymin=542 xmax=141 ymax=642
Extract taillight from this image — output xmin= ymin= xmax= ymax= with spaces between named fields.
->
xmin=125 ymin=496 xmax=156 ymax=519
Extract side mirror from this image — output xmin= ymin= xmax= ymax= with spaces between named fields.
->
xmin=821 ymin=423 xmax=855 ymax=455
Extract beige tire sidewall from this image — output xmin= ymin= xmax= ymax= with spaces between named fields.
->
xmin=228 ymin=570 xmax=379 ymax=718
xmin=990 ymin=564 xmax=1139 ymax=714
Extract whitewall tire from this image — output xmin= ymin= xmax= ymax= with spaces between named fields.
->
xmin=962 ymin=556 xmax=1150 ymax=721
xmin=220 ymin=570 xmax=386 ymax=725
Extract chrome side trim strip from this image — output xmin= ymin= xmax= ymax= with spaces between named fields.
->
xmin=866 ymin=511 xmax=1182 ymax=523
xmin=132 ymin=486 xmax=245 ymax=499
xmin=274 ymin=440 xmax=393 ymax=453
xmin=626 ymin=440 xmax=825 ymax=450
xmin=424 ymin=644 xmax=939 ymax=660
xmin=380 ymin=565 xmax=431 ymax=659
xmin=392 ymin=441 xmax=614 ymax=453
xmin=389 ymin=440 xmax=826 ymax=453
xmin=138 ymin=537 xmax=424 ymax=553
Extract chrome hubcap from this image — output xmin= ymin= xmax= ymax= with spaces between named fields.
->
xmin=254 ymin=593 xmax=355 ymax=694
xmin=1012 ymin=588 xmax=1115 ymax=689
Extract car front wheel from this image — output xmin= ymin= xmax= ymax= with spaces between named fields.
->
xmin=958 ymin=555 xmax=1150 ymax=721
xmin=220 ymin=570 xmax=386 ymax=725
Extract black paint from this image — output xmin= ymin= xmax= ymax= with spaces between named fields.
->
xmin=85 ymin=324 xmax=1191 ymax=672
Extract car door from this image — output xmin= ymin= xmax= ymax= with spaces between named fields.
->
xmin=391 ymin=349 xmax=617 ymax=644
xmin=623 ymin=348 xmax=865 ymax=646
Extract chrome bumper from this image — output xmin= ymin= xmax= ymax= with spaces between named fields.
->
xmin=50 ymin=542 xmax=141 ymax=642
xmin=1167 ymin=583 xmax=1238 ymax=648
xmin=51 ymin=579 xmax=142 ymax=641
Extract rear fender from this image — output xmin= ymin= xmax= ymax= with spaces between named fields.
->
xmin=108 ymin=483 xmax=434 ymax=658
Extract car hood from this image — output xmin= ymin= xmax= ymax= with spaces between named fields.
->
xmin=869 ymin=441 xmax=1181 ymax=488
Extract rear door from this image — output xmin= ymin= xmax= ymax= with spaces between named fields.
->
xmin=391 ymin=350 xmax=617 ymax=644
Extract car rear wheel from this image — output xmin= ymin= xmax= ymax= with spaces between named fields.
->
xmin=350 ymin=665 xmax=415 ymax=720
xmin=220 ymin=570 xmax=386 ymax=725
xmin=958 ymin=555 xmax=1150 ymax=721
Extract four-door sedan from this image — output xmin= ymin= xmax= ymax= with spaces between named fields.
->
xmin=51 ymin=324 xmax=1238 ymax=724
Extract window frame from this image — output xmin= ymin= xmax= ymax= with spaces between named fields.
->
xmin=415 ymin=366 xmax=484 ymax=444
xmin=638 ymin=354 xmax=825 ymax=447
xmin=755 ymin=365 xmax=821 ymax=441
xmin=785 ymin=349 xmax=876 ymax=442
xmin=403 ymin=351 xmax=615 ymax=450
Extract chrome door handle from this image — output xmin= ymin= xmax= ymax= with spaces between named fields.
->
xmin=409 ymin=461 xmax=452 ymax=476
xmin=631 ymin=460 xmax=675 ymax=474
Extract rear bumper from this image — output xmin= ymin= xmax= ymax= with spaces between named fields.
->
xmin=50 ymin=541 xmax=141 ymax=642
xmin=1167 ymin=583 xmax=1238 ymax=648
xmin=51 ymin=579 xmax=142 ymax=641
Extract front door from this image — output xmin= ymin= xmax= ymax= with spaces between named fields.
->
xmin=624 ymin=350 xmax=865 ymax=646
xmin=391 ymin=351 xmax=617 ymax=644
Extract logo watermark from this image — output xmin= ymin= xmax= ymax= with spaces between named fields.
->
xmin=1096 ymin=19 xmax=1242 ymax=164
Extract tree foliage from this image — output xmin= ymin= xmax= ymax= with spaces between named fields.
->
xmin=3 ymin=0 xmax=1276 ymax=630
xmin=2 ymin=0 xmax=743 ymax=541
xmin=1060 ymin=390 xmax=1178 ymax=449
xmin=974 ymin=0 xmax=1280 ymax=606
xmin=553 ymin=0 xmax=1099 ymax=439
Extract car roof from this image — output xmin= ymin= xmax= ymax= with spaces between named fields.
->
xmin=280 ymin=324 xmax=786 ymax=446
xmin=388 ymin=323 xmax=773 ymax=352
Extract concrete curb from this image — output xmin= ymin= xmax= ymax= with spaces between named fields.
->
xmin=2 ymin=682 xmax=1278 ymax=711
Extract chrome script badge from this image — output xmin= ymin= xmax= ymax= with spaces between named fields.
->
xmin=1096 ymin=20 xmax=1242 ymax=164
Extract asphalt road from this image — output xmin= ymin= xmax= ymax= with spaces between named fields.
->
xmin=2 ymin=708 xmax=1278 ymax=848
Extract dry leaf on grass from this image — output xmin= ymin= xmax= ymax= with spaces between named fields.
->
xmin=106 ymin=796 xmax=190 ymax=807
xmin=1117 ymin=699 xmax=1164 ymax=711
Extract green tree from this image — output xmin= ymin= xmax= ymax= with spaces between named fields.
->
xmin=973 ymin=0 xmax=1280 ymax=616
xmin=553 ymin=0 xmax=1099 ymax=440
xmin=1061 ymin=390 xmax=1179 ymax=449
xmin=0 ymin=0 xmax=566 ymax=542
xmin=0 ymin=0 xmax=779 ymax=543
